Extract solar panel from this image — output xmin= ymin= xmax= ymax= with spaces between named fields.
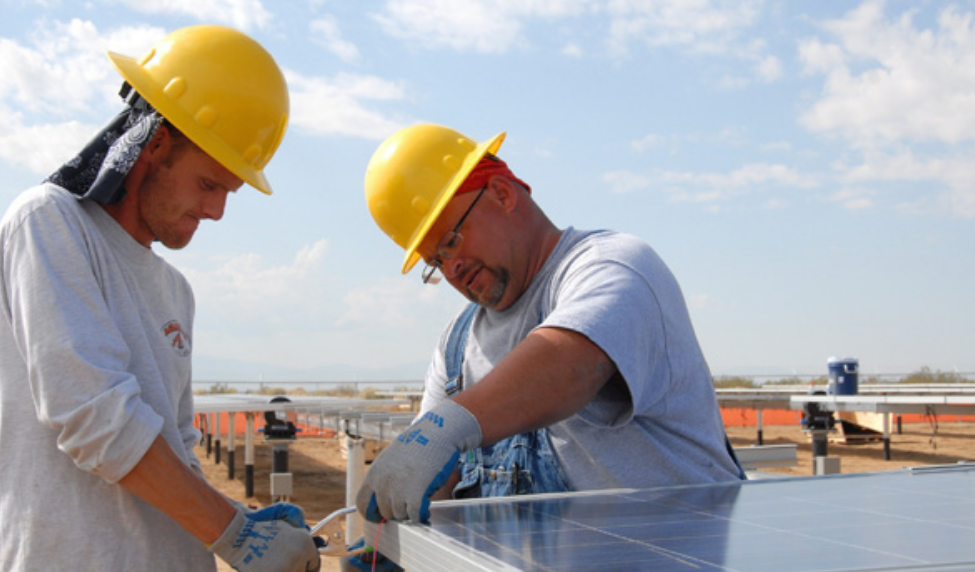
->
xmin=365 ymin=464 xmax=975 ymax=572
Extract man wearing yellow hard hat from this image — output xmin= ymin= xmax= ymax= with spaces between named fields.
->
xmin=0 ymin=26 xmax=319 ymax=572
xmin=358 ymin=123 xmax=745 ymax=529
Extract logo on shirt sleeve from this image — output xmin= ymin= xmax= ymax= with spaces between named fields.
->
xmin=162 ymin=320 xmax=191 ymax=357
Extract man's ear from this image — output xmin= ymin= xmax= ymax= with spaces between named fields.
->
xmin=487 ymin=175 xmax=521 ymax=213
xmin=143 ymin=123 xmax=173 ymax=159
xmin=122 ymin=124 xmax=172 ymax=196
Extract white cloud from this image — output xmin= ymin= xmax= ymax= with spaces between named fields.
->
xmin=631 ymin=128 xmax=749 ymax=154
xmin=630 ymin=133 xmax=663 ymax=153
xmin=604 ymin=162 xmax=817 ymax=205
xmin=0 ymin=114 xmax=98 ymax=175
xmin=309 ymin=16 xmax=361 ymax=63
xmin=603 ymin=0 xmax=773 ymax=81
xmin=829 ymin=187 xmax=876 ymax=210
xmin=109 ymin=0 xmax=273 ymax=31
xmin=842 ymin=148 xmax=975 ymax=217
xmin=602 ymin=170 xmax=651 ymax=194
xmin=797 ymin=1 xmax=975 ymax=218
xmin=286 ymin=70 xmax=410 ymax=140
xmin=654 ymin=162 xmax=818 ymax=205
xmin=183 ymin=240 xmax=332 ymax=322
xmin=756 ymin=54 xmax=782 ymax=82
xmin=799 ymin=1 xmax=975 ymax=147
xmin=0 ymin=20 xmax=166 ymax=174
xmin=177 ymin=240 xmax=463 ymax=370
xmin=562 ymin=43 xmax=584 ymax=57
xmin=371 ymin=0 xmax=770 ymax=79
xmin=0 ymin=19 xmax=161 ymax=116
xmin=604 ymin=0 xmax=761 ymax=54
xmin=373 ymin=0 xmax=527 ymax=53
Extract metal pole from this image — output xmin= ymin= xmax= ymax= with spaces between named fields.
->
xmin=756 ymin=409 xmax=764 ymax=446
xmin=811 ymin=431 xmax=829 ymax=458
xmin=206 ymin=412 xmax=214 ymax=457
xmin=883 ymin=412 xmax=891 ymax=461
xmin=214 ymin=412 xmax=222 ymax=466
xmin=245 ymin=412 xmax=255 ymax=498
xmin=345 ymin=435 xmax=366 ymax=542
xmin=227 ymin=411 xmax=236 ymax=480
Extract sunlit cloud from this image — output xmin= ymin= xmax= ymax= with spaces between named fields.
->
xmin=309 ymin=16 xmax=361 ymax=63
xmin=108 ymin=0 xmax=273 ymax=31
xmin=287 ymin=70 xmax=410 ymax=140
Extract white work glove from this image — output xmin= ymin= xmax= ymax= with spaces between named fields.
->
xmin=356 ymin=400 xmax=482 ymax=524
xmin=211 ymin=509 xmax=321 ymax=572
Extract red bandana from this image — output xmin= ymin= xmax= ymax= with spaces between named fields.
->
xmin=456 ymin=156 xmax=531 ymax=195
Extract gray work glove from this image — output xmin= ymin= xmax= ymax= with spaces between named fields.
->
xmin=356 ymin=400 xmax=482 ymax=524
xmin=211 ymin=509 xmax=321 ymax=572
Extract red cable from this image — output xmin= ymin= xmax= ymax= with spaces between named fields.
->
xmin=372 ymin=518 xmax=387 ymax=572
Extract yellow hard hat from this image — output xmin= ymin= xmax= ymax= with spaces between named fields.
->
xmin=107 ymin=24 xmax=289 ymax=194
xmin=365 ymin=124 xmax=505 ymax=274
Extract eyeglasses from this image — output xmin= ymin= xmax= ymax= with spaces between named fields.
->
xmin=421 ymin=187 xmax=486 ymax=284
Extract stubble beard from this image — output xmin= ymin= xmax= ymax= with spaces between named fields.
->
xmin=468 ymin=267 xmax=508 ymax=309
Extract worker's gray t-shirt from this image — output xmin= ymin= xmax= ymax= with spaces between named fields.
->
xmin=0 ymin=184 xmax=214 ymax=570
xmin=422 ymin=227 xmax=740 ymax=490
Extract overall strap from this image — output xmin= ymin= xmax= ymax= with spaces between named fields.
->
xmin=725 ymin=434 xmax=747 ymax=480
xmin=445 ymin=303 xmax=479 ymax=396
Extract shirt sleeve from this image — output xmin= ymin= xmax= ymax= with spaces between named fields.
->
xmin=0 ymin=197 xmax=163 ymax=483
xmin=539 ymin=237 xmax=678 ymax=428
xmin=178 ymin=379 xmax=203 ymax=471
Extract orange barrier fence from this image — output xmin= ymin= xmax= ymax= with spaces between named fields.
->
xmin=721 ymin=407 xmax=975 ymax=427
xmin=195 ymin=408 xmax=973 ymax=436
xmin=194 ymin=412 xmax=334 ymax=438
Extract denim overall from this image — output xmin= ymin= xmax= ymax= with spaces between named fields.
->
xmin=444 ymin=304 xmax=745 ymax=499
xmin=445 ymin=304 xmax=572 ymax=499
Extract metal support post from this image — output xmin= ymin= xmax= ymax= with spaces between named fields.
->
xmin=269 ymin=441 xmax=293 ymax=503
xmin=245 ymin=412 xmax=255 ymax=498
xmin=756 ymin=409 xmax=764 ymax=446
xmin=214 ymin=412 xmax=222 ymax=466
xmin=206 ymin=412 xmax=214 ymax=458
xmin=883 ymin=412 xmax=891 ymax=461
xmin=227 ymin=412 xmax=236 ymax=480
xmin=345 ymin=434 xmax=366 ymax=543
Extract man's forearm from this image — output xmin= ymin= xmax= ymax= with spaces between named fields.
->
xmin=454 ymin=326 xmax=614 ymax=445
xmin=119 ymin=435 xmax=236 ymax=544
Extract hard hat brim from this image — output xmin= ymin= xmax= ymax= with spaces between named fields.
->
xmin=107 ymin=50 xmax=275 ymax=195
xmin=400 ymin=131 xmax=506 ymax=274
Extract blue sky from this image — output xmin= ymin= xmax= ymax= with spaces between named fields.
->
xmin=1 ymin=0 xmax=973 ymax=382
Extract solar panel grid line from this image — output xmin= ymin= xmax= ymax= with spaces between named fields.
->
xmin=364 ymin=467 xmax=975 ymax=572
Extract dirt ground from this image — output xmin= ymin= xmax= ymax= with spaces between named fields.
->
xmin=197 ymin=420 xmax=974 ymax=572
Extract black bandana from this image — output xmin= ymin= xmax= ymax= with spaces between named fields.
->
xmin=45 ymin=84 xmax=165 ymax=205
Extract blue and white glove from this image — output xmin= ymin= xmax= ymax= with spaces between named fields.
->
xmin=356 ymin=400 xmax=482 ymax=524
xmin=246 ymin=502 xmax=309 ymax=529
xmin=211 ymin=509 xmax=321 ymax=572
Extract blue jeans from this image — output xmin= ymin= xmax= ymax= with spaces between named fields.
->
xmin=454 ymin=428 xmax=572 ymax=498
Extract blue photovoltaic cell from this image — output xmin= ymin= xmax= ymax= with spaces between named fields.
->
xmin=387 ymin=465 xmax=975 ymax=572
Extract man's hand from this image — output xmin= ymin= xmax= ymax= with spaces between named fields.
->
xmin=246 ymin=502 xmax=308 ymax=529
xmin=356 ymin=400 xmax=482 ymax=524
xmin=211 ymin=509 xmax=321 ymax=572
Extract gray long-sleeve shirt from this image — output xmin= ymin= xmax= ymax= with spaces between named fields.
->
xmin=0 ymin=184 xmax=214 ymax=570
